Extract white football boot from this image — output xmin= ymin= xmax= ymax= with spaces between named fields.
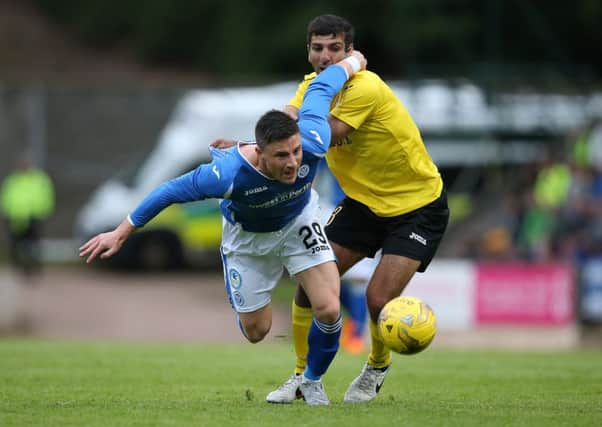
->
xmin=343 ymin=363 xmax=391 ymax=403
xmin=266 ymin=374 xmax=302 ymax=404
xmin=299 ymin=376 xmax=330 ymax=406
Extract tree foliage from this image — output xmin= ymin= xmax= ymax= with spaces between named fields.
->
xmin=33 ymin=0 xmax=602 ymax=82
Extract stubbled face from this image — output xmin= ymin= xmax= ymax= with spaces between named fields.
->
xmin=307 ymin=34 xmax=350 ymax=74
xmin=257 ymin=133 xmax=302 ymax=184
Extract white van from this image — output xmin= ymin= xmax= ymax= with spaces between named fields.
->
xmin=75 ymin=82 xmax=298 ymax=269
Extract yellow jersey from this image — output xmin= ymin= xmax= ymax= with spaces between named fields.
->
xmin=289 ymin=71 xmax=442 ymax=217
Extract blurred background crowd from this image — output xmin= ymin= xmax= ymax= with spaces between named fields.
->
xmin=460 ymin=119 xmax=602 ymax=265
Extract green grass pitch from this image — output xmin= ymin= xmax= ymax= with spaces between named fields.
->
xmin=1 ymin=339 xmax=600 ymax=426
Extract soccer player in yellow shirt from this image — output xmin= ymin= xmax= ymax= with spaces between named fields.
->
xmin=267 ymin=14 xmax=450 ymax=404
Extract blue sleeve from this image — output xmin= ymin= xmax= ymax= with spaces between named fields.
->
xmin=129 ymin=160 xmax=232 ymax=227
xmin=298 ymin=64 xmax=348 ymax=155
xmin=298 ymin=64 xmax=347 ymax=122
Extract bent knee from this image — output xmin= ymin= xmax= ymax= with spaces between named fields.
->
xmin=367 ymin=293 xmax=388 ymax=311
xmin=244 ymin=331 xmax=266 ymax=344
xmin=241 ymin=320 xmax=271 ymax=344
xmin=367 ymin=294 xmax=390 ymax=322
xmin=312 ymin=299 xmax=340 ymax=324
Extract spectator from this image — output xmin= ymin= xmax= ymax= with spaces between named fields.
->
xmin=0 ymin=154 xmax=55 ymax=278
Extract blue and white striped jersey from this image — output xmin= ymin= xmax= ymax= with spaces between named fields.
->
xmin=128 ymin=64 xmax=349 ymax=232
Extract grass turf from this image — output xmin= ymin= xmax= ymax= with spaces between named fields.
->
xmin=1 ymin=339 xmax=601 ymax=427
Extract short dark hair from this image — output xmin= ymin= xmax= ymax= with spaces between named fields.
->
xmin=306 ymin=14 xmax=354 ymax=50
xmin=255 ymin=110 xmax=299 ymax=150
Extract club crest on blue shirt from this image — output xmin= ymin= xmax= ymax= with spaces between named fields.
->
xmin=229 ymin=268 xmax=242 ymax=289
xmin=298 ymin=164 xmax=310 ymax=178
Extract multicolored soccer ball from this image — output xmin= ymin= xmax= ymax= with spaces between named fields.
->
xmin=377 ymin=296 xmax=437 ymax=355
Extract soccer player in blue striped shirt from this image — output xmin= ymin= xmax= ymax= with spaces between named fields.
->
xmin=79 ymin=51 xmax=366 ymax=405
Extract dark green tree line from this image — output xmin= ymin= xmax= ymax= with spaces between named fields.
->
xmin=34 ymin=0 xmax=602 ymax=82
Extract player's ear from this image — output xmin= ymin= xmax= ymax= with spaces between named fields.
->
xmin=345 ymin=43 xmax=354 ymax=53
xmin=306 ymin=44 xmax=311 ymax=62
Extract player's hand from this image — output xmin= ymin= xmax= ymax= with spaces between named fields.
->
xmin=337 ymin=49 xmax=367 ymax=77
xmin=79 ymin=220 xmax=135 ymax=264
xmin=79 ymin=231 xmax=122 ymax=264
xmin=283 ymin=105 xmax=299 ymax=121
xmin=210 ymin=138 xmax=237 ymax=149
xmin=349 ymin=49 xmax=367 ymax=71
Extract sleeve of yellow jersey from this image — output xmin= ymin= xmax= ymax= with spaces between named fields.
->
xmin=330 ymin=72 xmax=378 ymax=130
xmin=287 ymin=73 xmax=316 ymax=109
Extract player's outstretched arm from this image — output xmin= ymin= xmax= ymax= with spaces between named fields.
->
xmin=326 ymin=50 xmax=368 ymax=145
xmin=79 ymin=219 xmax=136 ymax=264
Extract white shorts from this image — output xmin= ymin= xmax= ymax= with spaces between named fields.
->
xmin=221 ymin=190 xmax=335 ymax=313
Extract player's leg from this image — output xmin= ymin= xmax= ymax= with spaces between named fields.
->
xmin=266 ymin=190 xmax=340 ymax=405
xmin=340 ymin=279 xmax=368 ymax=353
xmin=289 ymin=243 xmax=363 ymax=374
xmin=367 ymin=255 xmax=420 ymax=364
xmin=291 ymin=296 xmax=313 ymax=375
xmin=293 ymin=260 xmax=340 ymax=405
xmin=221 ymin=252 xmax=280 ymax=342
xmin=220 ymin=221 xmax=284 ymax=343
xmin=237 ymin=305 xmax=273 ymax=343
xmin=267 ymin=290 xmax=312 ymax=402
xmin=344 ymin=191 xmax=450 ymax=403
xmin=296 ymin=260 xmax=341 ymax=375
xmin=282 ymin=196 xmax=372 ymax=382
xmin=342 ymin=254 xmax=419 ymax=403
xmin=339 ymin=279 xmax=354 ymax=348
xmin=339 ymin=254 xmax=377 ymax=353
xmin=346 ymin=281 xmax=368 ymax=337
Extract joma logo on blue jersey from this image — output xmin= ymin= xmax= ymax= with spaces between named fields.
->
xmin=244 ymin=186 xmax=268 ymax=196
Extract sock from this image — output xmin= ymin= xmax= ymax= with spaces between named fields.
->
xmin=367 ymin=318 xmax=392 ymax=369
xmin=304 ymin=315 xmax=342 ymax=380
xmin=292 ymin=301 xmax=313 ymax=375
xmin=347 ymin=283 xmax=368 ymax=338
xmin=340 ymin=280 xmax=351 ymax=314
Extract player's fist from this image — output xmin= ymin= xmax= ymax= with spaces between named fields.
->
xmin=349 ymin=50 xmax=367 ymax=71
xmin=338 ymin=49 xmax=367 ymax=76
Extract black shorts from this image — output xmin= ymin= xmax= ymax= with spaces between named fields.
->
xmin=325 ymin=190 xmax=449 ymax=272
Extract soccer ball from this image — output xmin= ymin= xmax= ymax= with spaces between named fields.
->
xmin=377 ymin=296 xmax=437 ymax=355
